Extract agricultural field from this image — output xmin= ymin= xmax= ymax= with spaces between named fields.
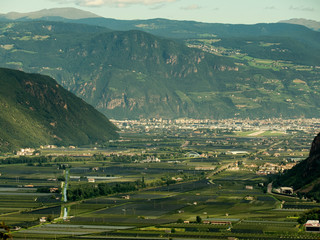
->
xmin=186 ymin=38 xmax=319 ymax=73
xmin=0 ymin=124 xmax=319 ymax=239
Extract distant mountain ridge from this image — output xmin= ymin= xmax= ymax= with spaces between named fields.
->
xmin=0 ymin=7 xmax=100 ymax=20
xmin=0 ymin=68 xmax=118 ymax=152
xmin=279 ymin=18 xmax=320 ymax=32
xmin=1 ymin=8 xmax=319 ymax=39
xmin=0 ymin=17 xmax=320 ymax=119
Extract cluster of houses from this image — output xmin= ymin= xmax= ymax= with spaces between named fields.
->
xmin=138 ymin=156 xmax=161 ymax=163
xmin=16 ymin=148 xmax=35 ymax=156
xmin=182 ymin=220 xmax=232 ymax=225
xmin=256 ymin=162 xmax=298 ymax=175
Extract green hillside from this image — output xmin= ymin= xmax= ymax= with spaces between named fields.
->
xmin=274 ymin=133 xmax=320 ymax=201
xmin=0 ymin=68 xmax=118 ymax=152
xmin=6 ymin=13 xmax=320 ymax=65
xmin=0 ymin=21 xmax=320 ymax=119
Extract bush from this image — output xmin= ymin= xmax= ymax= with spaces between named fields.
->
xmin=177 ymin=218 xmax=183 ymax=223
xmin=298 ymin=208 xmax=320 ymax=224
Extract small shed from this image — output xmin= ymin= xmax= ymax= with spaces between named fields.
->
xmin=88 ymin=178 xmax=95 ymax=183
xmin=305 ymin=220 xmax=320 ymax=232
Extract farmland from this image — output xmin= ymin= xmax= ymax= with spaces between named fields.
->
xmin=0 ymin=119 xmax=320 ymax=239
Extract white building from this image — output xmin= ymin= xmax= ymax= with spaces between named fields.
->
xmin=305 ymin=220 xmax=320 ymax=232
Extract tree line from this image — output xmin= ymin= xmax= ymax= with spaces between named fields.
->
xmin=67 ymin=181 xmax=140 ymax=201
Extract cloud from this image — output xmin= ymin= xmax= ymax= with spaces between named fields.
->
xmin=52 ymin=0 xmax=178 ymax=7
xmin=80 ymin=0 xmax=105 ymax=6
xmin=149 ymin=4 xmax=166 ymax=10
xmin=265 ymin=6 xmax=275 ymax=10
xmin=181 ymin=4 xmax=201 ymax=11
xmin=289 ymin=5 xmax=314 ymax=11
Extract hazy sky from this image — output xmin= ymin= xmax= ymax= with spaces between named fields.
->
xmin=2 ymin=0 xmax=320 ymax=24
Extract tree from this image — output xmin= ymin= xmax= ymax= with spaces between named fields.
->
xmin=0 ymin=222 xmax=12 ymax=240
xmin=196 ymin=216 xmax=202 ymax=223
xmin=57 ymin=175 xmax=65 ymax=181
xmin=298 ymin=208 xmax=320 ymax=224
xmin=177 ymin=218 xmax=183 ymax=223
xmin=47 ymin=215 xmax=54 ymax=222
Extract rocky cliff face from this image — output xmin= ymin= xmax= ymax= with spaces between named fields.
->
xmin=274 ymin=133 xmax=320 ymax=196
xmin=302 ymin=133 xmax=320 ymax=179
xmin=2 ymin=21 xmax=320 ymax=119
xmin=310 ymin=133 xmax=320 ymax=157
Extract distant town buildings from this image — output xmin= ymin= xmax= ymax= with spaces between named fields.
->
xmin=256 ymin=161 xmax=300 ymax=175
xmin=111 ymin=118 xmax=320 ymax=137
xmin=139 ymin=156 xmax=161 ymax=163
xmin=16 ymin=148 xmax=35 ymax=156
xmin=227 ymin=151 xmax=248 ymax=155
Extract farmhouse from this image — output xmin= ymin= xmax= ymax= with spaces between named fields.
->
xmin=280 ymin=187 xmax=293 ymax=195
xmin=195 ymin=166 xmax=215 ymax=170
xmin=212 ymin=221 xmax=232 ymax=225
xmin=50 ymin=187 xmax=59 ymax=193
xmin=88 ymin=178 xmax=95 ymax=183
xmin=226 ymin=151 xmax=248 ymax=155
xmin=122 ymin=195 xmax=130 ymax=200
xmin=203 ymin=220 xmax=232 ymax=225
xmin=186 ymin=151 xmax=201 ymax=158
xmin=305 ymin=220 xmax=320 ymax=232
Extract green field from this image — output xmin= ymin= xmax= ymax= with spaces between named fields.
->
xmin=0 ymin=127 xmax=319 ymax=239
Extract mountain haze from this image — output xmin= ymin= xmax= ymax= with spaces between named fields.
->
xmin=0 ymin=12 xmax=320 ymax=119
xmin=0 ymin=7 xmax=100 ymax=20
xmin=279 ymin=18 xmax=320 ymax=32
xmin=0 ymin=68 xmax=118 ymax=152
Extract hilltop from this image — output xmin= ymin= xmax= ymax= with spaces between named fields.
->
xmin=279 ymin=18 xmax=320 ymax=32
xmin=0 ymin=7 xmax=100 ymax=20
xmin=0 ymin=68 xmax=118 ymax=152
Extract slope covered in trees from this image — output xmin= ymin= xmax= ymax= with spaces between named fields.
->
xmin=0 ymin=21 xmax=319 ymax=119
xmin=274 ymin=133 xmax=320 ymax=201
xmin=0 ymin=68 xmax=118 ymax=152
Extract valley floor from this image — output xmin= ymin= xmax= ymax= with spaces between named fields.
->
xmin=0 ymin=120 xmax=319 ymax=239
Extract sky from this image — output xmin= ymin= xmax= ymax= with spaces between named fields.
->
xmin=1 ymin=0 xmax=320 ymax=24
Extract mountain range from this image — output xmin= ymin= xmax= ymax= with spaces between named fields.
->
xmin=0 ymin=7 xmax=100 ymax=20
xmin=0 ymin=8 xmax=319 ymax=119
xmin=279 ymin=18 xmax=320 ymax=32
xmin=0 ymin=68 xmax=118 ymax=152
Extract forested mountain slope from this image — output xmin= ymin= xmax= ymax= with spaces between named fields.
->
xmin=0 ymin=68 xmax=118 ymax=152
xmin=274 ymin=133 xmax=320 ymax=201
xmin=0 ymin=21 xmax=319 ymax=119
